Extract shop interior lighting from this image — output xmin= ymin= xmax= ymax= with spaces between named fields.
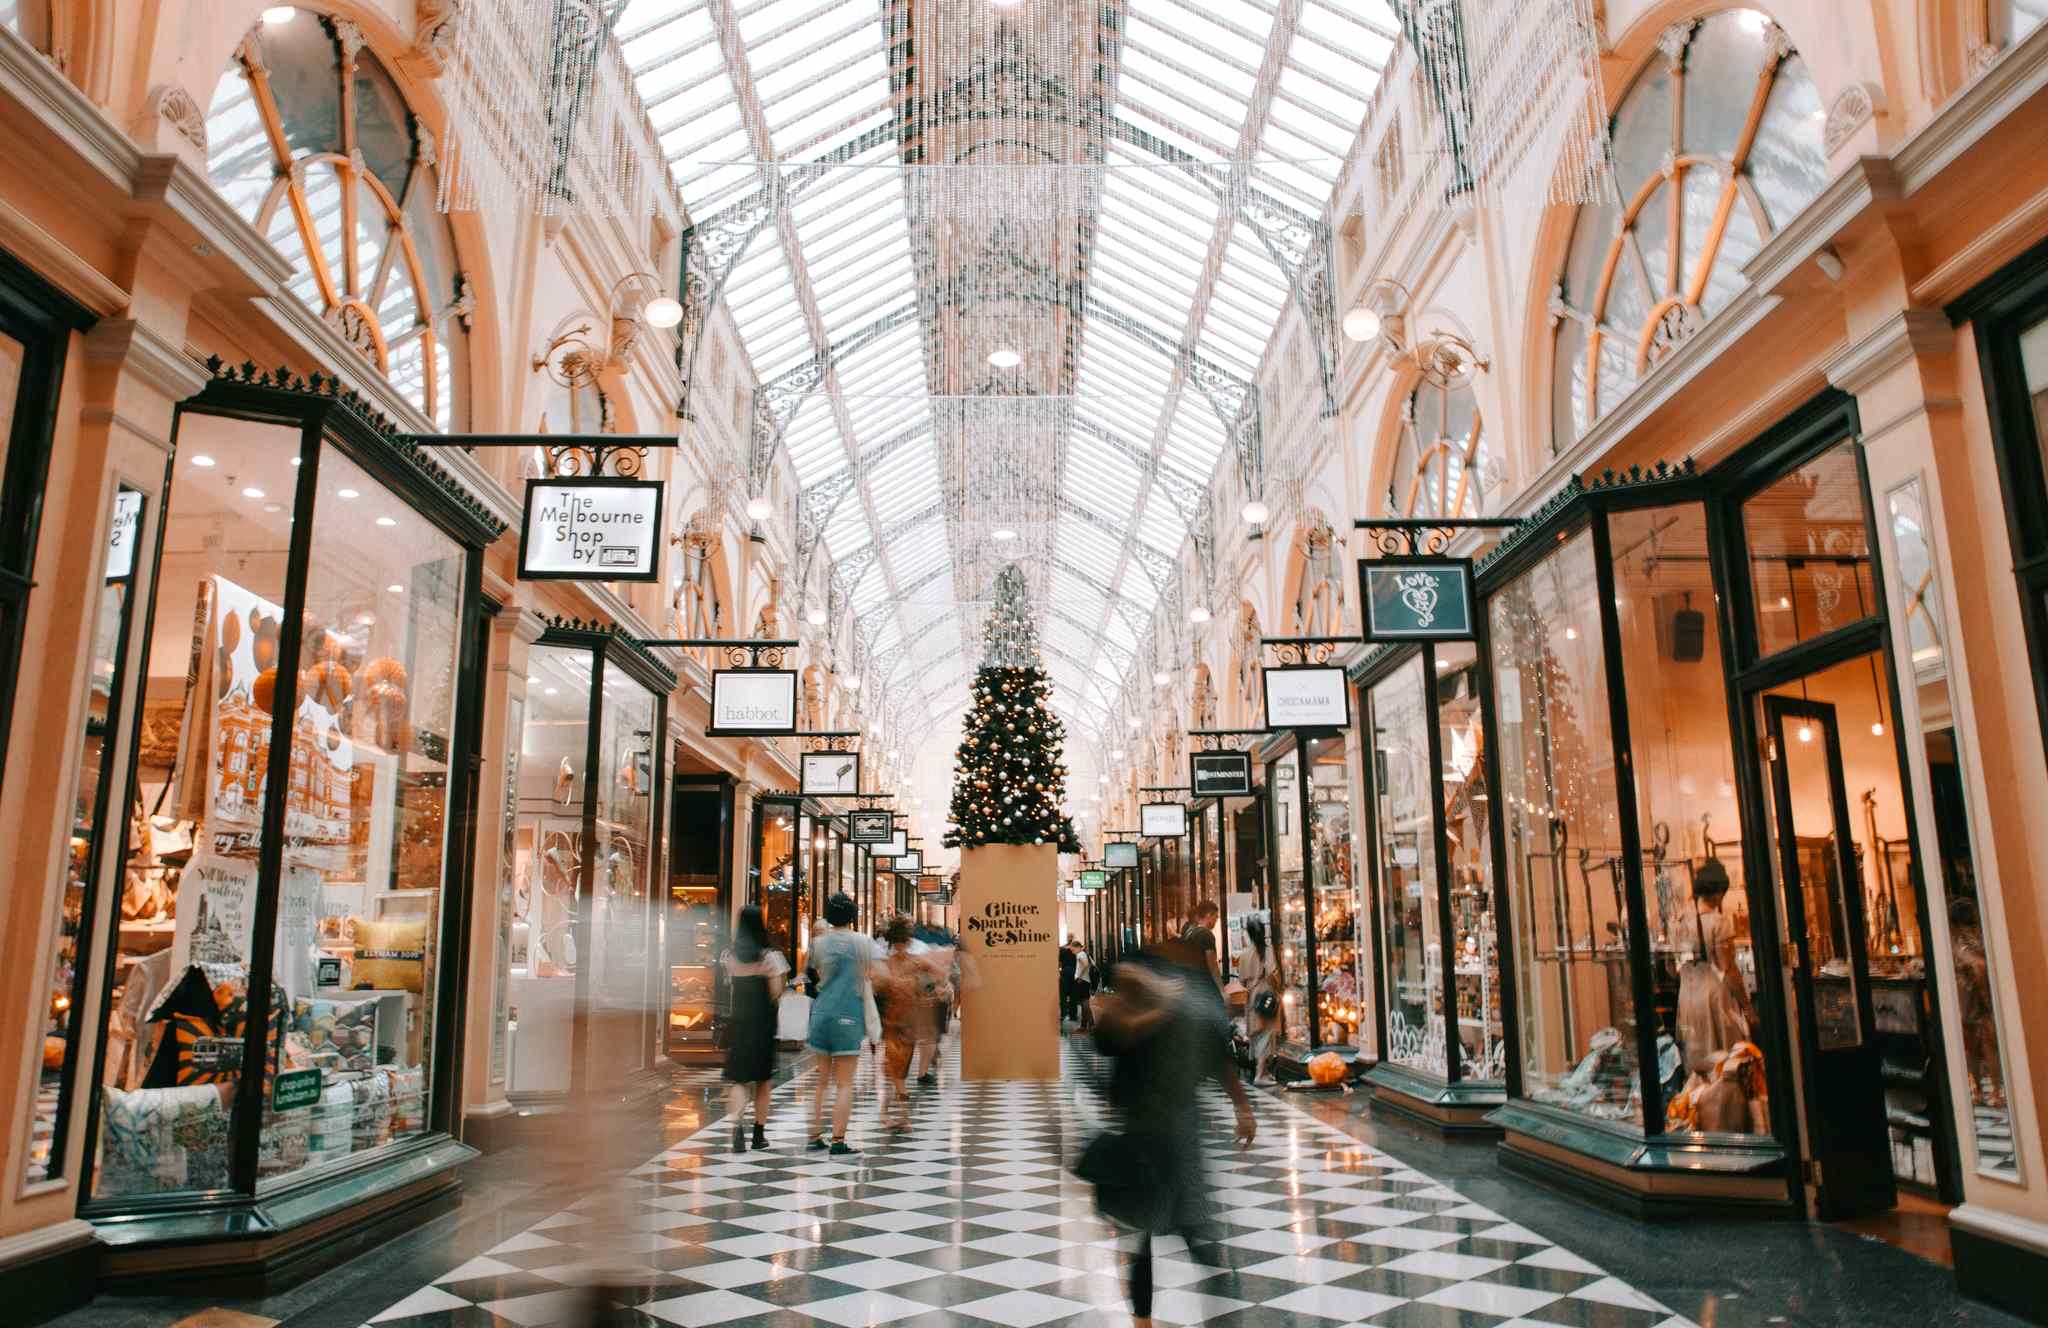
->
xmin=242 ymin=487 xmax=265 ymax=499
xmin=261 ymin=5 xmax=296 ymax=23
xmin=190 ymin=454 xmax=216 ymax=468
xmin=387 ymin=584 xmax=405 ymax=594
xmin=375 ymin=516 xmax=398 ymax=527
xmin=338 ymin=487 xmax=361 ymax=499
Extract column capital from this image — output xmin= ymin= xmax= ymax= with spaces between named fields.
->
xmin=1823 ymin=308 xmax=1954 ymax=394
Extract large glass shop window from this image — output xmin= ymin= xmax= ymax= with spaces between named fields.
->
xmin=1373 ymin=657 xmax=1441 ymax=1076
xmin=509 ymin=647 xmax=590 ymax=1098
xmin=88 ymin=413 xmax=464 ymax=1200
xmin=25 ymin=487 xmax=146 ymax=1184
xmin=586 ymin=667 xmax=657 ymax=1081
xmin=1888 ymin=477 xmax=2017 ymax=1179
xmin=1438 ymin=642 xmax=1503 ymax=1082
xmin=1610 ymin=503 xmax=1762 ymax=1136
xmin=755 ymin=802 xmax=798 ymax=969
xmin=1307 ymin=736 xmax=1360 ymax=1045
xmin=1491 ymin=531 xmax=1641 ymax=1127
xmin=1272 ymin=749 xmax=1304 ymax=1040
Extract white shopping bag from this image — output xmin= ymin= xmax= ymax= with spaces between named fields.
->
xmin=776 ymin=989 xmax=812 ymax=1042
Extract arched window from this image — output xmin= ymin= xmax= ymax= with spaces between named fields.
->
xmin=1550 ymin=9 xmax=1826 ymax=451
xmin=204 ymin=11 xmax=470 ymax=428
xmin=1390 ymin=380 xmax=1491 ymax=517
xmin=1292 ymin=516 xmax=1341 ymax=636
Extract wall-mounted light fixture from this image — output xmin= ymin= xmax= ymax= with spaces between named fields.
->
xmin=1341 ymin=278 xmax=1488 ymax=389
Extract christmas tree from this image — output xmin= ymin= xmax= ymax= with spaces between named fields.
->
xmin=945 ymin=564 xmax=1082 ymax=852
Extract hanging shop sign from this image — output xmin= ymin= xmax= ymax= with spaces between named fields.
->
xmin=878 ymin=829 xmax=909 ymax=859
xmin=707 ymin=668 xmax=798 ymax=736
xmin=917 ymin=873 xmax=945 ymax=896
xmin=799 ymin=751 xmax=861 ymax=797
xmin=1079 ymin=868 xmax=1108 ymax=891
xmin=1104 ymin=841 xmax=1139 ymax=869
xmin=896 ymin=849 xmax=924 ymax=874
xmin=106 ymin=488 xmax=144 ymax=582
xmin=1263 ymin=665 xmax=1352 ymax=731
xmin=1360 ymin=559 xmax=1475 ymax=641
xmin=518 ymin=476 xmax=664 ymax=581
xmin=1140 ymin=801 xmax=1188 ymax=838
xmin=1189 ymin=750 xmax=1254 ymax=798
xmin=849 ymin=809 xmax=894 ymax=843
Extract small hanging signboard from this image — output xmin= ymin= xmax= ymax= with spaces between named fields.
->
xmin=707 ymin=669 xmax=798 ymax=736
xmin=917 ymin=873 xmax=945 ymax=896
xmin=1360 ymin=559 xmax=1475 ymax=641
xmin=1079 ymin=868 xmax=1108 ymax=891
xmin=896 ymin=849 xmax=924 ymax=874
xmin=877 ymin=829 xmax=909 ymax=859
xmin=1263 ymin=665 xmax=1351 ymax=731
xmin=1189 ymin=751 xmax=1253 ymax=798
xmin=1104 ymin=841 xmax=1139 ymax=869
xmin=519 ymin=476 xmax=664 ymax=581
xmin=849 ymin=809 xmax=894 ymax=843
xmin=1140 ymin=801 xmax=1188 ymax=838
xmin=800 ymin=751 xmax=861 ymax=797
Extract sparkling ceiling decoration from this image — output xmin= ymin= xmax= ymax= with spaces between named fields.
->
xmin=617 ymin=0 xmax=1397 ymax=811
xmin=437 ymin=0 xmax=654 ymax=217
xmin=1404 ymin=0 xmax=1615 ymax=205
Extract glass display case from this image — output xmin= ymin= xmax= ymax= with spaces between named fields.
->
xmin=74 ymin=373 xmax=500 ymax=1240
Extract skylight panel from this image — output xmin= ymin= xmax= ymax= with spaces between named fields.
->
xmin=1136 ymin=497 xmax=1186 ymax=554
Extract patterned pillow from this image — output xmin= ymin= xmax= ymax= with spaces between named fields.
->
xmin=100 ymin=1084 xmax=230 ymax=1194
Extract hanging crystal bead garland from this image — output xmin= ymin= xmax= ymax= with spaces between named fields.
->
xmin=435 ymin=0 xmax=650 ymax=218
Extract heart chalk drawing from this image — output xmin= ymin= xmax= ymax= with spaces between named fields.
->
xmin=1395 ymin=570 xmax=1441 ymax=627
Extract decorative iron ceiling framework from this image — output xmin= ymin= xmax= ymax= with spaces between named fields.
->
xmin=617 ymin=0 xmax=1396 ymax=799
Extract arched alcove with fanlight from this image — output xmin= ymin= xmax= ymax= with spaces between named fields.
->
xmin=203 ymin=7 xmax=472 ymax=430
xmin=1548 ymin=8 xmax=1828 ymax=454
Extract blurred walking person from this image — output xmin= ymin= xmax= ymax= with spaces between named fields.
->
xmin=872 ymin=914 xmax=951 ymax=1131
xmin=806 ymin=893 xmax=874 ymax=1154
xmin=1082 ymin=954 xmax=1256 ymax=1328
xmin=1072 ymin=939 xmax=1095 ymax=1031
xmin=722 ymin=906 xmax=786 ymax=1152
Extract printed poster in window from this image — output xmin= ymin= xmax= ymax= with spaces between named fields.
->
xmin=171 ymin=848 xmax=258 ymax=976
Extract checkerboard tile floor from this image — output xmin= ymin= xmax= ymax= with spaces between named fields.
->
xmin=361 ymin=1041 xmax=1699 ymax=1328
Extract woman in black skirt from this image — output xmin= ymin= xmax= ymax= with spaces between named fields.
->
xmin=723 ymin=906 xmax=786 ymax=1152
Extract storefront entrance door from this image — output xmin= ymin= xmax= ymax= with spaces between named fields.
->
xmin=1760 ymin=695 xmax=1896 ymax=1219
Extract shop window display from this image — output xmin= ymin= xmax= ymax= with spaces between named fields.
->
xmin=1371 ymin=656 xmax=1442 ymax=1076
xmin=1490 ymin=531 xmax=1642 ymax=1126
xmin=1271 ymin=749 xmax=1303 ymax=1042
xmin=1437 ymin=643 xmax=1503 ymax=1082
xmin=90 ymin=414 xmax=297 ymax=1198
xmin=505 ymin=638 xmax=662 ymax=1099
xmin=84 ymin=385 xmax=494 ymax=1205
xmin=1307 ymin=736 xmax=1361 ymax=1046
xmin=1608 ymin=504 xmax=1765 ymax=1136
xmin=755 ymin=801 xmax=799 ymax=971
xmin=25 ymin=486 xmax=146 ymax=1183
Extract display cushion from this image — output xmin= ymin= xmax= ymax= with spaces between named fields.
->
xmin=143 ymin=966 xmax=285 ymax=1089
xmin=293 ymin=996 xmax=382 ymax=1073
xmin=100 ymin=1083 xmax=231 ymax=1193
xmin=351 ymin=917 xmax=428 ymax=992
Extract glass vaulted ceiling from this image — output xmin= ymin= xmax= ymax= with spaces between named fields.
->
xmin=619 ymin=0 xmax=1395 ymax=770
